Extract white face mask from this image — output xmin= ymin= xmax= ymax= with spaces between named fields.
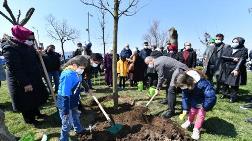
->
xmin=180 ymin=86 xmax=188 ymax=90
xmin=215 ymin=39 xmax=222 ymax=44
xmin=91 ymin=62 xmax=98 ymax=67
xmin=231 ymin=42 xmax=239 ymax=48
xmin=76 ymin=68 xmax=84 ymax=75
xmin=24 ymin=40 xmax=34 ymax=46
xmin=148 ymin=63 xmax=154 ymax=68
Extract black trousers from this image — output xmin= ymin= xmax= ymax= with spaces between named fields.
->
xmin=222 ymin=84 xmax=239 ymax=98
xmin=119 ymin=76 xmax=126 ymax=88
xmin=21 ymin=108 xmax=40 ymax=122
xmin=166 ymin=86 xmax=176 ymax=113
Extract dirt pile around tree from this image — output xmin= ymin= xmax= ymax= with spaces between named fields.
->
xmin=80 ymin=104 xmax=192 ymax=141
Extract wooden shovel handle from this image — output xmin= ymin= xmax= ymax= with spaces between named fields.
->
xmin=34 ymin=40 xmax=56 ymax=103
xmin=145 ymin=90 xmax=158 ymax=107
xmin=92 ymin=95 xmax=112 ymax=123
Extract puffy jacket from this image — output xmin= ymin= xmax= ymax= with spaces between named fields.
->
xmin=117 ymin=59 xmax=128 ymax=77
xmin=57 ymin=69 xmax=82 ymax=115
xmin=182 ymin=79 xmax=216 ymax=111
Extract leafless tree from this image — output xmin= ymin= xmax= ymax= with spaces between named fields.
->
xmin=98 ymin=8 xmax=107 ymax=56
xmin=143 ymin=20 xmax=167 ymax=48
xmin=199 ymin=32 xmax=212 ymax=46
xmin=80 ymin=0 xmax=141 ymax=109
xmin=46 ymin=15 xmax=79 ymax=63
xmin=0 ymin=0 xmax=34 ymax=25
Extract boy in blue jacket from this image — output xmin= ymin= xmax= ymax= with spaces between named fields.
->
xmin=174 ymin=69 xmax=216 ymax=140
xmin=57 ymin=55 xmax=89 ymax=141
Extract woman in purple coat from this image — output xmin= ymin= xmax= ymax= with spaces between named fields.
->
xmin=104 ymin=49 xmax=113 ymax=86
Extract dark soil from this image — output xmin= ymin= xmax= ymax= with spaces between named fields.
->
xmin=80 ymin=104 xmax=192 ymax=141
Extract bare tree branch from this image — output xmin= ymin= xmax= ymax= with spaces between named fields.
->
xmin=143 ymin=20 xmax=167 ymax=48
xmin=46 ymin=14 xmax=79 ymax=62
xmin=16 ymin=10 xmax=21 ymax=23
xmin=80 ymin=0 xmax=114 ymax=17
xmin=20 ymin=8 xmax=35 ymax=26
xmin=3 ymin=0 xmax=17 ymax=24
xmin=0 ymin=11 xmax=14 ymax=24
xmin=118 ymin=0 xmax=139 ymax=17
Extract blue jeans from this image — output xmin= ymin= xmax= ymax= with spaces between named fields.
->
xmin=59 ymin=107 xmax=84 ymax=141
xmin=48 ymin=71 xmax=59 ymax=92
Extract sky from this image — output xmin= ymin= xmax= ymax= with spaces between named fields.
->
xmin=0 ymin=0 xmax=252 ymax=56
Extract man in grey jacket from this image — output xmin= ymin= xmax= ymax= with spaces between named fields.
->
xmin=145 ymin=56 xmax=188 ymax=118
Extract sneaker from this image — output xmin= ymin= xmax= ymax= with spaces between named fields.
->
xmin=181 ymin=120 xmax=191 ymax=129
xmin=191 ymin=128 xmax=200 ymax=140
xmin=240 ymin=103 xmax=252 ymax=110
xmin=161 ymin=111 xmax=175 ymax=118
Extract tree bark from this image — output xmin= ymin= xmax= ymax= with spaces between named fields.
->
xmin=61 ymin=41 xmax=66 ymax=63
xmin=112 ymin=0 xmax=119 ymax=109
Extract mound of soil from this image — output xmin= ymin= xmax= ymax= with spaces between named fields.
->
xmin=80 ymin=104 xmax=191 ymax=141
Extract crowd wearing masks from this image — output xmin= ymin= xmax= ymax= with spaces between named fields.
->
xmin=0 ymin=24 xmax=251 ymax=141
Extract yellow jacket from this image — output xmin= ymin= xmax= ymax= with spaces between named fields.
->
xmin=117 ymin=59 xmax=128 ymax=76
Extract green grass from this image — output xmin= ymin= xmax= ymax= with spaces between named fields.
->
xmin=0 ymin=72 xmax=252 ymax=141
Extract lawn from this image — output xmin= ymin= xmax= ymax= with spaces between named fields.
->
xmin=0 ymin=72 xmax=252 ymax=141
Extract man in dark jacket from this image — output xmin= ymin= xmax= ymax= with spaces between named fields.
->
xmin=139 ymin=42 xmax=152 ymax=60
xmin=120 ymin=43 xmax=132 ymax=59
xmin=44 ymin=44 xmax=61 ymax=92
xmin=145 ymin=56 xmax=188 ymax=118
xmin=203 ymin=33 xmax=229 ymax=93
xmin=178 ymin=42 xmax=197 ymax=68
xmin=73 ymin=43 xmax=83 ymax=57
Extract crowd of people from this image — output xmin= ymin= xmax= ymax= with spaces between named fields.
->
xmin=0 ymin=24 xmax=252 ymax=140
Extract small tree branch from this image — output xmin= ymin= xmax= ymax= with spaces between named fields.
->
xmin=80 ymin=0 xmax=114 ymax=17
xmin=20 ymin=8 xmax=35 ymax=26
xmin=118 ymin=0 xmax=139 ymax=17
xmin=16 ymin=10 xmax=21 ymax=23
xmin=0 ymin=11 xmax=14 ymax=25
xmin=3 ymin=0 xmax=17 ymax=24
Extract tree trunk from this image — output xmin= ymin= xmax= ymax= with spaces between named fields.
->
xmin=112 ymin=0 xmax=119 ymax=109
xmin=102 ymin=12 xmax=106 ymax=56
xmin=61 ymin=41 xmax=66 ymax=63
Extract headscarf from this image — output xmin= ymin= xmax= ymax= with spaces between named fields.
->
xmin=11 ymin=25 xmax=34 ymax=41
xmin=167 ymin=44 xmax=178 ymax=52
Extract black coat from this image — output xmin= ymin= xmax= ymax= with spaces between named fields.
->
xmin=203 ymin=43 xmax=229 ymax=76
xmin=43 ymin=51 xmax=61 ymax=72
xmin=178 ymin=48 xmax=197 ymax=68
xmin=1 ymin=36 xmax=49 ymax=112
xmin=220 ymin=46 xmax=248 ymax=86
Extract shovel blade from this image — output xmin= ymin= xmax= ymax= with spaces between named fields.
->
xmin=106 ymin=123 xmax=123 ymax=135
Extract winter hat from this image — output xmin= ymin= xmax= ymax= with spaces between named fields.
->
xmin=186 ymin=70 xmax=201 ymax=82
xmin=11 ymin=25 xmax=34 ymax=41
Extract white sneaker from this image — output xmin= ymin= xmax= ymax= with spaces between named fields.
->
xmin=181 ymin=120 xmax=191 ymax=129
xmin=191 ymin=128 xmax=200 ymax=140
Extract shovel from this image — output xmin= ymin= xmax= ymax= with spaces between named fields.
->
xmin=145 ymin=89 xmax=159 ymax=107
xmin=91 ymin=93 xmax=123 ymax=135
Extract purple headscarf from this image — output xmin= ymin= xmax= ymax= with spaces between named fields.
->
xmin=11 ymin=25 xmax=34 ymax=41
